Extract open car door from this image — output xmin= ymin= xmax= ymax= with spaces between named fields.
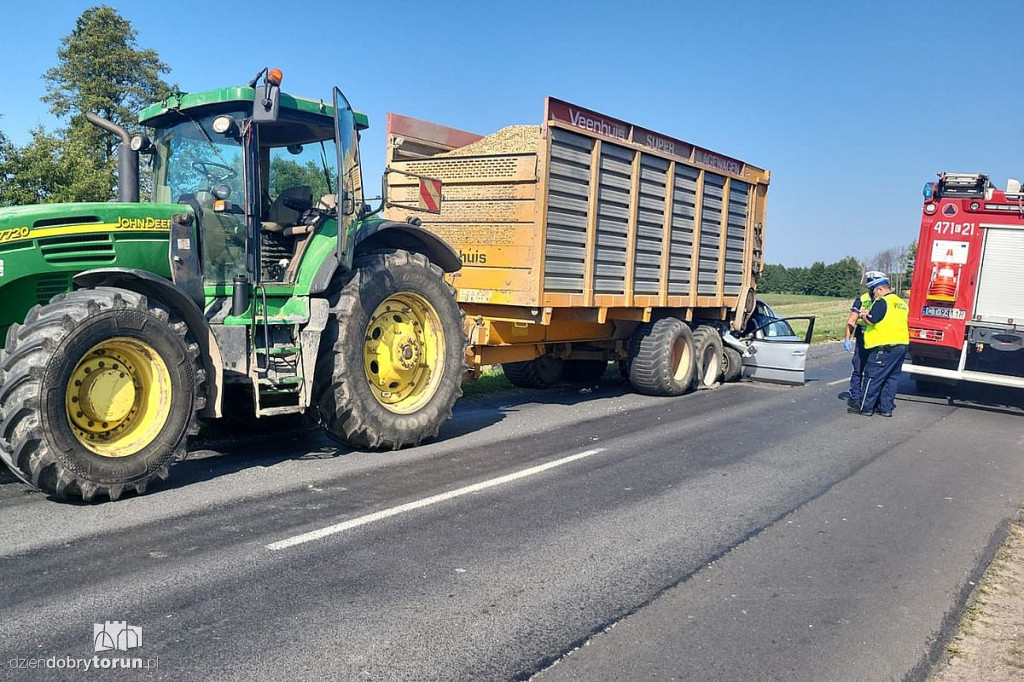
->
xmin=742 ymin=315 xmax=815 ymax=385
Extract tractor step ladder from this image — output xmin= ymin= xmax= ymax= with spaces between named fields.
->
xmin=255 ymin=343 xmax=301 ymax=357
xmin=257 ymin=405 xmax=306 ymax=417
xmin=252 ymin=284 xmax=305 ymax=417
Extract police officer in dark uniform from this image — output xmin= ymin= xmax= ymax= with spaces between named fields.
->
xmin=843 ymin=271 xmax=884 ymax=409
xmin=850 ymin=274 xmax=909 ymax=417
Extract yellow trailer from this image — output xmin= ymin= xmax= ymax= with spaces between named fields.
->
xmin=384 ymin=99 xmax=789 ymax=393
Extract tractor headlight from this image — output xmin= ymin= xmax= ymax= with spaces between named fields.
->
xmin=129 ymin=134 xmax=153 ymax=153
xmin=212 ymin=115 xmax=236 ymax=135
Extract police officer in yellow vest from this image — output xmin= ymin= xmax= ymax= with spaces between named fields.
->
xmin=842 ymin=271 xmax=883 ymax=409
xmin=850 ymin=274 xmax=909 ymax=416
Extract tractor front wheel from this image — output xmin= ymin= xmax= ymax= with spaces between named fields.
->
xmin=0 ymin=288 xmax=202 ymax=501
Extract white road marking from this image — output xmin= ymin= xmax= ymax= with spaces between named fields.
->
xmin=826 ymin=378 xmax=848 ymax=386
xmin=266 ymin=448 xmax=607 ymax=551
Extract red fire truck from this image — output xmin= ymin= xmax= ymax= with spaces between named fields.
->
xmin=903 ymin=172 xmax=1024 ymax=390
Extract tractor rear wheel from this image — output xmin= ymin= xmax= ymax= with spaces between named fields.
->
xmin=627 ymin=318 xmax=695 ymax=396
xmin=0 ymin=288 xmax=202 ymax=501
xmin=691 ymin=326 xmax=724 ymax=389
xmin=501 ymin=356 xmax=565 ymax=388
xmin=313 ymin=250 xmax=466 ymax=449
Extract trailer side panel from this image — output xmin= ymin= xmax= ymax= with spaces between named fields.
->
xmin=384 ymin=97 xmax=770 ymax=356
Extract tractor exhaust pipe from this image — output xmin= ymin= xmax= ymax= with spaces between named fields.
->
xmin=86 ymin=113 xmax=139 ymax=203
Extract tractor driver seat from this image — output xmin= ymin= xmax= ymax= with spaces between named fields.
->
xmin=260 ymin=186 xmax=315 ymax=281
xmin=261 ymin=185 xmax=313 ymax=235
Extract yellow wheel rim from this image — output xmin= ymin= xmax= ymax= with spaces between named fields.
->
xmin=65 ymin=337 xmax=173 ymax=458
xmin=363 ymin=292 xmax=445 ymax=414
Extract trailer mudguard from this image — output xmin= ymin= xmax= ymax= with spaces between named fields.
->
xmin=310 ymin=221 xmax=462 ymax=294
xmin=72 ymin=268 xmax=224 ymax=418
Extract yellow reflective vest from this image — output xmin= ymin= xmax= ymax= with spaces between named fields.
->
xmin=854 ymin=292 xmax=871 ymax=329
xmin=864 ymin=293 xmax=909 ymax=348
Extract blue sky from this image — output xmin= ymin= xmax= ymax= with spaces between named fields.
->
xmin=2 ymin=1 xmax=1021 ymax=266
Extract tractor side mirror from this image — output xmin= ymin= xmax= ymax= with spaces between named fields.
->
xmin=252 ymin=68 xmax=283 ymax=124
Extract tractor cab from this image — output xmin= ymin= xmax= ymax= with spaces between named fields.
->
xmin=137 ymin=70 xmax=366 ymax=292
xmin=126 ymin=71 xmax=374 ymax=422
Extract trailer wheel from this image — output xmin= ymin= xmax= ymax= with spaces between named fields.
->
xmin=628 ymin=318 xmax=695 ymax=396
xmin=0 ymin=288 xmax=202 ymax=501
xmin=722 ymin=346 xmax=743 ymax=383
xmin=561 ymin=360 xmax=608 ymax=384
xmin=502 ymin=356 xmax=564 ymax=388
xmin=313 ymin=250 xmax=466 ymax=449
xmin=691 ymin=326 xmax=724 ymax=389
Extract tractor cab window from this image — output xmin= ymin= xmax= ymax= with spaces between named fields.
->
xmin=256 ymin=115 xmax=339 ymax=282
xmin=152 ymin=111 xmax=247 ymax=284
xmin=267 ymin=141 xmax=336 ymax=207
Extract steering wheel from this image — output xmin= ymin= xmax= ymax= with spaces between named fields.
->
xmin=192 ymin=161 xmax=237 ymax=183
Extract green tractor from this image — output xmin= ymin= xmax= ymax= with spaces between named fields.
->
xmin=0 ymin=69 xmax=466 ymax=501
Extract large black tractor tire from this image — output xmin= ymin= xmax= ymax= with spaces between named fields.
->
xmin=501 ymin=356 xmax=565 ymax=388
xmin=0 ymin=288 xmax=203 ymax=501
xmin=561 ymin=359 xmax=608 ymax=384
xmin=627 ymin=318 xmax=696 ymax=396
xmin=691 ymin=325 xmax=724 ymax=389
xmin=313 ymin=250 xmax=466 ymax=449
xmin=721 ymin=345 xmax=744 ymax=383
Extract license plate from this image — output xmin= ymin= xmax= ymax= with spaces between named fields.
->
xmin=923 ymin=306 xmax=966 ymax=320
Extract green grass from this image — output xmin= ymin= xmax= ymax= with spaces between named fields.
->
xmin=459 ymin=366 xmax=510 ymax=399
xmin=759 ymin=293 xmax=852 ymax=344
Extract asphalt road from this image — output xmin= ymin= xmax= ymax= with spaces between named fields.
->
xmin=1 ymin=345 xmax=1022 ymax=681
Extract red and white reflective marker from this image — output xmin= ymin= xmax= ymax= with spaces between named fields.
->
xmin=418 ymin=177 xmax=442 ymax=214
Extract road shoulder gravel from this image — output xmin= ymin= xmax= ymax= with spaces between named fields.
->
xmin=929 ymin=518 xmax=1024 ymax=681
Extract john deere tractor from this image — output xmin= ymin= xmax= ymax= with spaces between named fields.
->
xmin=0 ymin=69 xmax=465 ymax=501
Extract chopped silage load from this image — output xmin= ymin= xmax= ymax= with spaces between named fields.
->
xmin=437 ymin=125 xmax=541 ymax=157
